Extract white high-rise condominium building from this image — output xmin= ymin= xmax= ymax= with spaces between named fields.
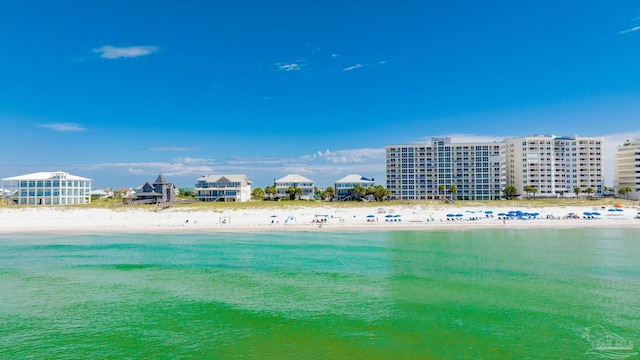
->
xmin=386 ymin=138 xmax=505 ymax=201
xmin=614 ymin=137 xmax=640 ymax=200
xmin=505 ymin=135 xmax=603 ymax=198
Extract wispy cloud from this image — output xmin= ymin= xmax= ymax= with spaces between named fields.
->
xmin=276 ymin=63 xmax=302 ymax=72
xmin=343 ymin=64 xmax=366 ymax=72
xmin=300 ymin=148 xmax=385 ymax=164
xmin=38 ymin=122 xmax=86 ymax=132
xmin=620 ymin=25 xmax=640 ymax=35
xmin=86 ymin=146 xmax=387 ymax=187
xmin=148 ymin=146 xmax=192 ymax=152
xmin=92 ymin=45 xmax=159 ymax=59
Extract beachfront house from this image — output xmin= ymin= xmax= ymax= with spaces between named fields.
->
xmin=274 ymin=174 xmax=315 ymax=200
xmin=1 ymin=171 xmax=92 ymax=205
xmin=193 ymin=174 xmax=252 ymax=202
xmin=125 ymin=174 xmax=176 ymax=204
xmin=90 ymin=188 xmax=113 ymax=199
xmin=334 ymin=174 xmax=375 ymax=201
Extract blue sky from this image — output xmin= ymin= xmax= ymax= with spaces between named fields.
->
xmin=1 ymin=1 xmax=639 ymax=189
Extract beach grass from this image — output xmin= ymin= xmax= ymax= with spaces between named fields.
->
xmin=2 ymin=197 xmax=637 ymax=211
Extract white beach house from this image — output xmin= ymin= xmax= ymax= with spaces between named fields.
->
xmin=194 ymin=174 xmax=252 ymax=202
xmin=1 ymin=171 xmax=92 ymax=205
xmin=334 ymin=174 xmax=375 ymax=200
xmin=274 ymin=174 xmax=315 ymax=200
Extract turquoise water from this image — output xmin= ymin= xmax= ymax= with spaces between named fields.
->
xmin=1 ymin=229 xmax=639 ymax=359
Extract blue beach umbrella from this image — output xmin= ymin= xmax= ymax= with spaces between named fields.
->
xmin=484 ymin=211 xmax=493 ymax=214
xmin=446 ymin=214 xmax=455 ymax=217
xmin=583 ymin=212 xmax=592 ymax=216
xmin=592 ymin=212 xmax=601 ymax=216
xmin=367 ymin=214 xmax=375 ymax=218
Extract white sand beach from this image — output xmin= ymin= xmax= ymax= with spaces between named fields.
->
xmin=1 ymin=203 xmax=639 ymax=234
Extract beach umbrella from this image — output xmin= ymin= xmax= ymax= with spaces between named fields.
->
xmin=497 ymin=213 xmax=506 ymax=216
xmin=608 ymin=208 xmax=616 ymax=212
xmin=446 ymin=214 xmax=455 ymax=217
xmin=394 ymin=214 xmax=401 ymax=217
xmin=484 ymin=211 xmax=493 ymax=214
xmin=455 ymin=214 xmax=463 ymax=217
xmin=270 ymin=215 xmax=278 ymax=217
xmin=583 ymin=212 xmax=592 ymax=216
xmin=615 ymin=208 xmax=624 ymax=212
xmin=367 ymin=214 xmax=375 ymax=218
xmin=385 ymin=214 xmax=393 ymax=218
xmin=592 ymin=212 xmax=601 ymax=216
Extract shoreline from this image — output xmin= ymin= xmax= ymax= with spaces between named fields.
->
xmin=1 ymin=204 xmax=639 ymax=235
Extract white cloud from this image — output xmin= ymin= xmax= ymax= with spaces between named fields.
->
xmin=85 ymin=147 xmax=387 ymax=188
xmin=300 ymin=148 xmax=385 ymax=164
xmin=620 ymin=25 xmax=640 ymax=34
xmin=277 ymin=63 xmax=301 ymax=72
xmin=38 ymin=122 xmax=86 ymax=132
xmin=92 ymin=45 xmax=159 ymax=59
xmin=343 ymin=64 xmax=366 ymax=71
xmin=93 ymin=159 xmax=216 ymax=178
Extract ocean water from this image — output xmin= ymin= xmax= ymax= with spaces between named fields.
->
xmin=1 ymin=228 xmax=639 ymax=359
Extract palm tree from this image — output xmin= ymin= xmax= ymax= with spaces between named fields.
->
xmin=618 ymin=187 xmax=633 ymax=198
xmin=372 ymin=185 xmax=390 ymax=201
xmin=573 ymin=187 xmax=582 ymax=199
xmin=264 ymin=185 xmax=277 ymax=200
xmin=584 ymin=187 xmax=594 ymax=199
xmin=251 ymin=187 xmax=265 ymax=200
xmin=324 ymin=186 xmax=335 ymax=201
xmin=351 ymin=184 xmax=367 ymax=200
xmin=523 ymin=185 xmax=535 ymax=199
xmin=286 ymin=186 xmax=302 ymax=200
xmin=448 ymin=185 xmax=458 ymax=201
xmin=438 ymin=184 xmax=445 ymax=201
xmin=503 ymin=185 xmax=517 ymax=200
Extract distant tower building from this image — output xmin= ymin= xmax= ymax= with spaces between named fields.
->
xmin=504 ymin=135 xmax=603 ymax=197
xmin=385 ymin=137 xmax=505 ymax=201
xmin=614 ymin=137 xmax=640 ymax=200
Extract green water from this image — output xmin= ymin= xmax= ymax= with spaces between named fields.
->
xmin=1 ymin=229 xmax=638 ymax=359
